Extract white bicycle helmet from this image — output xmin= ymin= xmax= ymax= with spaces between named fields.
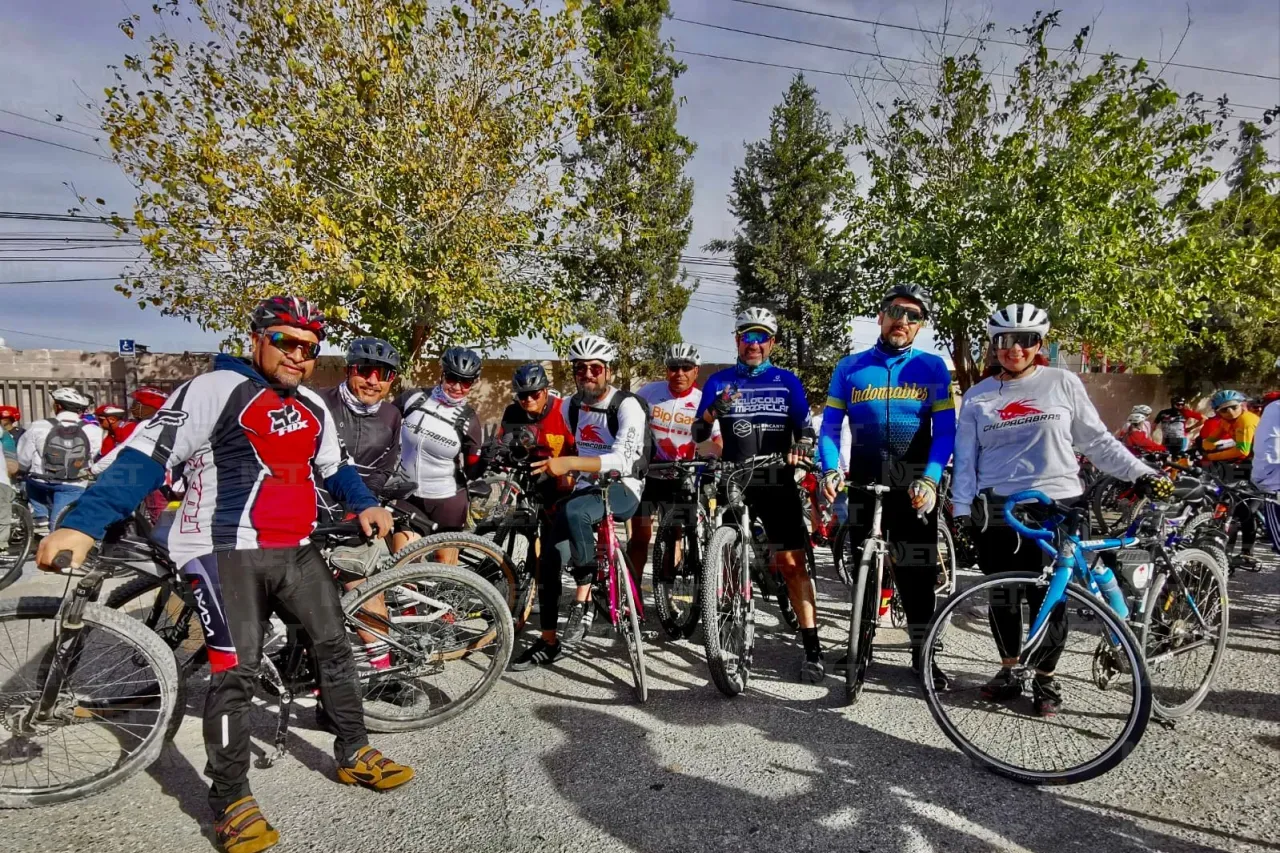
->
xmin=1131 ymin=404 xmax=1153 ymax=417
xmin=50 ymin=387 xmax=92 ymax=410
xmin=987 ymin=303 xmax=1051 ymax=339
xmin=664 ymin=342 xmax=701 ymax=367
xmin=735 ymin=307 xmax=778 ymax=335
xmin=567 ymin=334 xmax=617 ymax=364
xmin=1127 ymin=412 xmax=1147 ymax=425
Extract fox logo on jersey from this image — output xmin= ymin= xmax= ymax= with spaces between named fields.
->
xmin=267 ymin=405 xmax=307 ymax=435
xmin=146 ymin=409 xmax=189 ymax=429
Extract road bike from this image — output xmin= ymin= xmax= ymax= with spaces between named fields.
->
xmin=920 ymin=491 xmax=1152 ymax=785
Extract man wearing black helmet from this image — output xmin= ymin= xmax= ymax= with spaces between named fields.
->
xmin=394 ymin=346 xmax=486 ymax=553
xmin=319 ymin=337 xmax=403 ymax=501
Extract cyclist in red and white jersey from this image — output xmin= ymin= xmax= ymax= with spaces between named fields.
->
xmin=37 ymin=296 xmax=412 ymax=853
xmin=627 ymin=343 xmax=722 ymax=578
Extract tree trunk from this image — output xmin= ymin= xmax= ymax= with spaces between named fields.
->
xmin=950 ymin=328 xmax=981 ymax=392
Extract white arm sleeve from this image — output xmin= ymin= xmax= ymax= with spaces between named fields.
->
xmin=1252 ymin=403 xmax=1280 ymax=492
xmin=950 ymin=398 xmax=979 ymax=516
xmin=1066 ymin=373 xmax=1155 ymax=483
xmin=596 ymin=396 xmax=647 ymax=476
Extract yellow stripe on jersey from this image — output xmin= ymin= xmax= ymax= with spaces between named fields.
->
xmin=825 ymin=395 xmax=846 ymax=411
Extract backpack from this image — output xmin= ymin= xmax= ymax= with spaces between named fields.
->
xmin=41 ymin=418 xmax=91 ymax=481
xmin=567 ymin=390 xmax=653 ymax=479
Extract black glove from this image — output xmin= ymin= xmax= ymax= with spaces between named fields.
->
xmin=1137 ymin=472 xmax=1174 ymax=501
xmin=790 ymin=436 xmax=815 ymax=461
xmin=711 ymin=385 xmax=737 ymax=417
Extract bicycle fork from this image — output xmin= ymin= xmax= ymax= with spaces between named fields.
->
xmin=26 ymin=570 xmax=106 ymax=731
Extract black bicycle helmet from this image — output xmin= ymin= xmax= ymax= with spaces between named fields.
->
xmin=249 ymin=295 xmax=326 ymax=339
xmin=512 ymin=361 xmax=550 ymax=394
xmin=441 ymin=347 xmax=482 ymax=381
xmin=346 ymin=337 xmax=400 ymax=371
xmin=881 ymin=284 xmax=932 ymax=320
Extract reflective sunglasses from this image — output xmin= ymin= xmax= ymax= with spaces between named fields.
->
xmin=442 ymin=373 xmax=475 ymax=388
xmin=739 ymin=329 xmax=773 ymax=346
xmin=516 ymin=389 xmax=545 ymax=401
xmin=264 ymin=331 xmax=321 ymax=360
xmin=884 ymin=304 xmax=925 ymax=324
xmin=572 ymin=361 xmax=607 ymax=377
xmin=351 ymin=363 xmax=395 ymax=383
xmin=993 ymin=332 xmax=1042 ymax=351
xmin=667 ymin=362 xmax=697 ymax=373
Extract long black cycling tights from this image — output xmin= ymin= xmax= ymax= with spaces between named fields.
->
xmin=184 ymin=546 xmax=367 ymax=816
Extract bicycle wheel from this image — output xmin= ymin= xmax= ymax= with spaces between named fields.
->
xmin=651 ymin=508 xmax=703 ymax=640
xmin=921 ymin=572 xmax=1151 ymax=785
xmin=1090 ymin=477 xmax=1145 ymax=537
xmin=1141 ymin=548 xmax=1229 ymax=720
xmin=700 ymin=526 xmax=754 ymax=697
xmin=845 ymin=538 xmax=880 ymax=705
xmin=0 ymin=597 xmax=180 ymax=807
xmin=0 ymin=501 xmax=33 ymax=592
xmin=105 ymin=576 xmax=206 ymax=741
xmin=340 ymin=562 xmax=513 ymax=732
xmin=480 ymin=522 xmax=536 ymax=631
xmin=386 ymin=532 xmax=520 ymax=622
xmin=616 ymin=554 xmax=648 ymax=703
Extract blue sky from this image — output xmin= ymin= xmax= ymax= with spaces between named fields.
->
xmin=1 ymin=0 xmax=1277 ymax=361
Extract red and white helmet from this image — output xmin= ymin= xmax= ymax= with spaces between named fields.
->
xmin=249 ymin=295 xmax=326 ymax=340
xmin=130 ymin=386 xmax=169 ymax=410
xmin=0 ymin=405 xmax=20 ymax=421
xmin=95 ymin=404 xmax=126 ymax=419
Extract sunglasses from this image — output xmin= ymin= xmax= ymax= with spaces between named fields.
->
xmin=739 ymin=330 xmax=773 ymax=346
xmin=667 ymin=363 xmax=697 ymax=373
xmin=572 ymin=361 xmax=607 ymax=377
xmin=442 ymin=374 xmax=475 ymax=388
xmin=516 ymin=389 xmax=545 ymax=401
xmin=351 ymin=363 xmax=396 ymax=383
xmin=1217 ymin=404 xmax=1241 ymax=414
xmin=993 ymin=332 xmax=1042 ymax=351
xmin=264 ymin=331 xmax=321 ymax=360
xmin=884 ymin=304 xmax=925 ymax=324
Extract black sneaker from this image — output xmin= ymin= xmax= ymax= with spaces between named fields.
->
xmin=1032 ymin=675 xmax=1062 ymax=717
xmin=1231 ymin=553 xmax=1261 ymax=572
xmin=562 ymin=602 xmax=589 ymax=646
xmin=509 ymin=638 xmax=562 ymax=672
xmin=799 ymin=655 xmax=825 ymax=684
xmin=980 ymin=667 xmax=1022 ymax=701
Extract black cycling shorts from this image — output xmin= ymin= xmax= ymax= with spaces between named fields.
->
xmin=743 ymin=471 xmax=807 ymax=553
xmin=408 ymin=488 xmax=470 ymax=531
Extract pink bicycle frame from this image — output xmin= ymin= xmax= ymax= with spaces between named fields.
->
xmin=595 ymin=504 xmax=644 ymax=626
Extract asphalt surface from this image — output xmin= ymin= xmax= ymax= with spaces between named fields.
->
xmin=2 ymin=546 xmax=1278 ymax=853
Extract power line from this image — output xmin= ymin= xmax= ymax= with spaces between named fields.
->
xmin=672 ymin=16 xmax=932 ymax=70
xmin=0 ymin=128 xmax=111 ymax=161
xmin=0 ymin=108 xmax=100 ymax=139
xmin=676 ymin=48 xmax=884 ymax=80
xmin=0 ymin=276 xmax=136 ymax=285
xmin=728 ymin=0 xmax=1280 ymax=83
xmin=0 ymin=326 xmax=116 ymax=349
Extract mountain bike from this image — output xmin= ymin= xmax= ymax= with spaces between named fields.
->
xmin=921 ymin=491 xmax=1152 ymax=785
xmin=647 ymin=460 xmax=713 ymax=640
xmin=0 ymin=549 xmax=180 ymax=808
xmin=0 ymin=495 xmax=34 ymax=592
xmin=582 ymin=474 xmax=647 ymax=702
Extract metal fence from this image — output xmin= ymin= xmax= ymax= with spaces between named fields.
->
xmin=0 ymin=378 xmax=186 ymax=423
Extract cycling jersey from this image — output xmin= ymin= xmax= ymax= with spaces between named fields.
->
xmin=1198 ymin=415 xmax=1234 ymax=453
xmin=560 ymin=387 xmax=647 ymax=499
xmin=819 ymin=341 xmax=955 ymax=485
xmin=1121 ymin=425 xmax=1165 ymax=454
xmin=1154 ymin=405 xmax=1203 ymax=448
xmin=318 ymin=383 xmax=401 ymax=496
xmin=397 ymin=387 xmax=484 ymax=500
xmin=498 ymin=392 xmax=573 ymax=460
xmin=1252 ymin=402 xmax=1280 ymax=492
xmin=635 ymin=381 xmax=720 ymax=477
xmin=1204 ymin=410 xmax=1259 ymax=462
xmin=694 ymin=363 xmax=812 ymax=461
xmin=59 ymin=354 xmax=377 ymax=565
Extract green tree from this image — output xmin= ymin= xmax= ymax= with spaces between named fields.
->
xmin=560 ymin=0 xmax=695 ymax=389
xmin=96 ymin=0 xmax=587 ymax=364
xmin=842 ymin=12 xmax=1280 ymax=389
xmin=708 ymin=74 xmax=856 ymax=399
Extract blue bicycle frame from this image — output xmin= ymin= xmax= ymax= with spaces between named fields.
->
xmin=1003 ymin=490 xmax=1139 ymax=654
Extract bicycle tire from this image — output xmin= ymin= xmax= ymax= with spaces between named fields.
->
xmin=481 ymin=522 xmax=536 ymax=632
xmin=105 ymin=576 xmax=206 ymax=741
xmin=340 ymin=562 xmax=513 ymax=732
xmin=651 ymin=510 xmax=702 ymax=640
xmin=385 ymin=532 xmax=520 ymax=621
xmin=0 ymin=501 xmax=33 ymax=592
xmin=617 ymin=554 xmax=648 ymax=703
xmin=1141 ymin=548 xmax=1229 ymax=720
xmin=845 ymin=539 xmax=879 ymax=705
xmin=701 ymin=526 xmax=753 ymax=697
xmin=936 ymin=523 xmax=957 ymax=595
xmin=1090 ymin=477 xmax=1146 ymax=537
xmin=0 ymin=596 xmax=180 ymax=808
xmin=920 ymin=572 xmax=1151 ymax=785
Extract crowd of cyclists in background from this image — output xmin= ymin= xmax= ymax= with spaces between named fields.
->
xmin=2 ymin=287 xmax=1277 ymax=852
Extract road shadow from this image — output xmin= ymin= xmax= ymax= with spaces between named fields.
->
xmin=533 ymin=694 xmax=1266 ymax=853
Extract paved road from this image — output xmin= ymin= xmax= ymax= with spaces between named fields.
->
xmin=2 ymin=550 xmax=1278 ymax=853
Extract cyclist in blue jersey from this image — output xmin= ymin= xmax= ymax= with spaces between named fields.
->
xmin=819 ymin=284 xmax=956 ymax=690
xmin=695 ymin=308 xmax=822 ymax=682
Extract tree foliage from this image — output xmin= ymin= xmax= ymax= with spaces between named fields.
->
xmin=709 ymin=74 xmax=856 ymax=400
xmin=560 ymin=0 xmax=695 ymax=389
xmin=842 ymin=12 xmax=1280 ymax=388
xmin=98 ymin=0 xmax=587 ymax=363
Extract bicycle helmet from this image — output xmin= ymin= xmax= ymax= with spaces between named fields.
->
xmin=1210 ymin=389 xmax=1246 ymax=410
xmin=881 ymin=284 xmax=932 ymax=320
xmin=95 ymin=404 xmax=126 ymax=419
xmin=664 ymin=342 xmax=702 ymax=367
xmin=346 ymin=336 xmax=400 ymax=371
xmin=512 ymin=362 xmax=550 ymax=394
xmin=734 ymin=307 xmax=778 ymax=335
xmin=1131 ymin=405 xmax=1152 ymax=416
xmin=987 ymin=303 xmax=1051 ymax=339
xmin=249 ymin=295 xmax=326 ymax=340
xmin=440 ymin=346 xmax=482 ymax=380
xmin=130 ymin=386 xmax=168 ymax=410
xmin=0 ymin=405 xmax=20 ymax=421
xmin=566 ymin=334 xmax=617 ymax=364
xmin=50 ymin=387 xmax=91 ymax=411
xmin=1127 ymin=412 xmax=1147 ymax=425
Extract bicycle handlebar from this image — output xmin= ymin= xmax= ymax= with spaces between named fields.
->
xmin=1002 ymin=490 xmax=1061 ymax=542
